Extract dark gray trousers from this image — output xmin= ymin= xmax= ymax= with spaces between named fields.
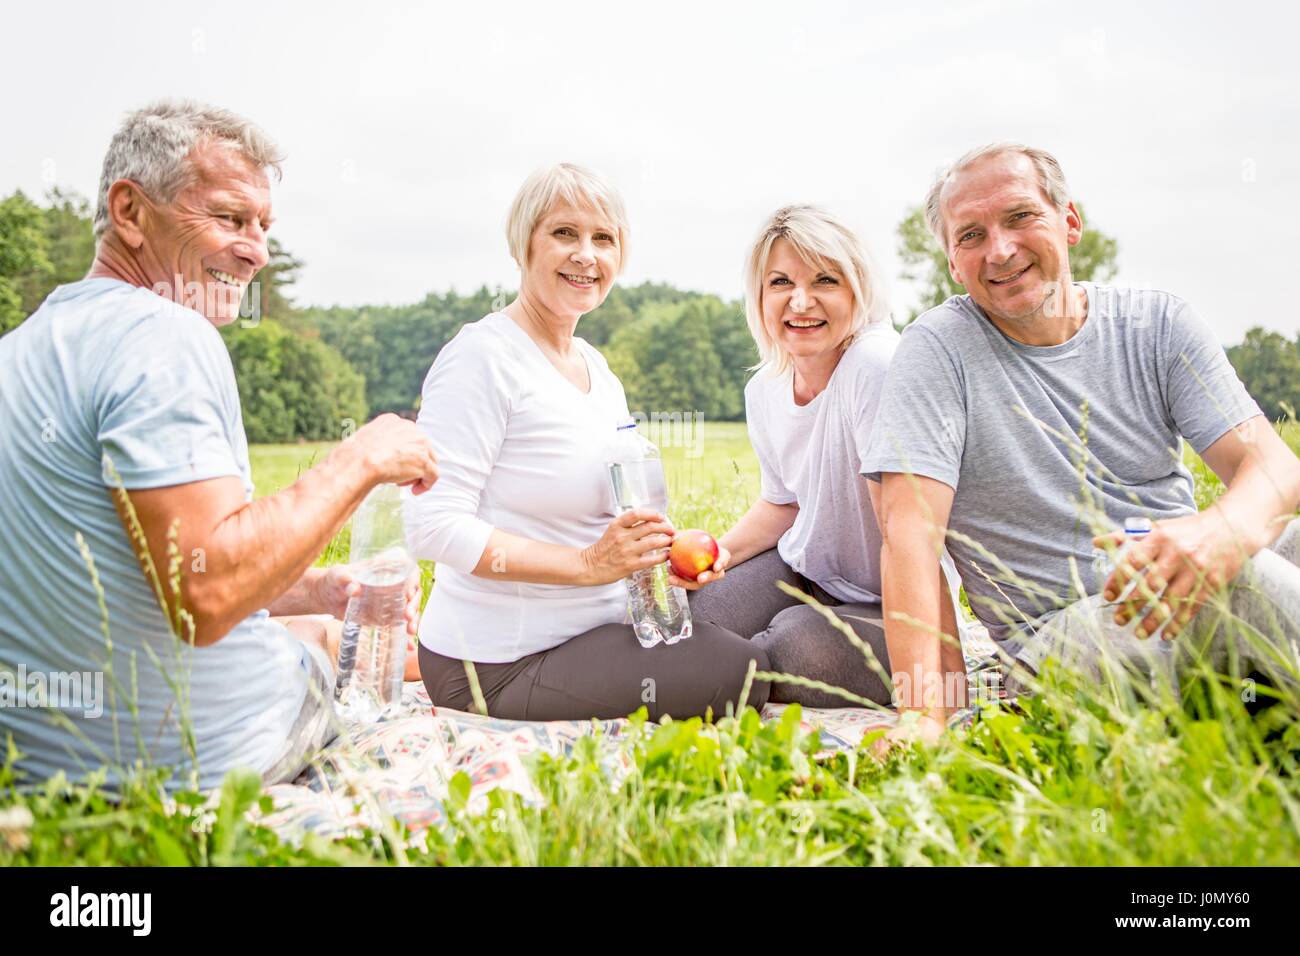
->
xmin=688 ymin=548 xmax=893 ymax=708
xmin=420 ymin=620 xmax=770 ymax=722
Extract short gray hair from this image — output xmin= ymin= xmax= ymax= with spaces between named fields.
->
xmin=93 ymin=99 xmax=283 ymax=240
xmin=743 ymin=204 xmax=890 ymax=376
xmin=505 ymin=163 xmax=629 ymax=273
xmin=923 ymin=142 xmax=1071 ymax=250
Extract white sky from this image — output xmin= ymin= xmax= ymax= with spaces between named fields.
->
xmin=3 ymin=0 xmax=1297 ymax=343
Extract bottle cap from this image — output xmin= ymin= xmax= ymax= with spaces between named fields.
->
xmin=1123 ymin=516 xmax=1154 ymax=536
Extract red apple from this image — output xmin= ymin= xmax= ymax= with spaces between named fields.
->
xmin=669 ymin=529 xmax=720 ymax=581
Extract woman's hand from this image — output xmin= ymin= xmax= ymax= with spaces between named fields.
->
xmin=666 ymin=544 xmax=731 ymax=591
xmin=579 ymin=508 xmax=676 ymax=585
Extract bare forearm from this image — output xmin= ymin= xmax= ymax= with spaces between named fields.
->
xmin=199 ymin=445 xmax=373 ymax=632
xmin=265 ymin=568 xmax=330 ymax=617
xmin=469 ymin=527 xmax=591 ymax=585
xmin=720 ymin=499 xmax=799 ymax=566
xmin=1212 ymin=445 xmax=1300 ymax=553
xmin=881 ymin=537 xmax=952 ymax=718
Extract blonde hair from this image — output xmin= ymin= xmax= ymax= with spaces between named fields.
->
xmin=505 ymin=163 xmax=630 ymax=274
xmin=924 ymin=141 xmax=1071 ymax=251
xmin=742 ymin=204 xmax=889 ymax=376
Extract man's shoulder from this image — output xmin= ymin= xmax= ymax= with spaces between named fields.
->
xmin=20 ymin=279 xmax=229 ymax=385
xmin=898 ymin=296 xmax=988 ymax=357
xmin=1087 ymin=283 xmax=1186 ymax=326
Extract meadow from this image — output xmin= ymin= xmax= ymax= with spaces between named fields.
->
xmin=2 ymin=422 xmax=1298 ymax=866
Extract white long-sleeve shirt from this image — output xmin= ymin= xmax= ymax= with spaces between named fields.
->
xmin=403 ymin=311 xmax=632 ymax=662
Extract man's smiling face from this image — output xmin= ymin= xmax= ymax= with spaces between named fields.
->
xmin=942 ymin=150 xmax=1081 ymax=327
xmin=142 ymin=141 xmax=273 ymax=326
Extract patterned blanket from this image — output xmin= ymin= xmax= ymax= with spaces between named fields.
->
xmin=257 ymin=626 xmax=1000 ymax=845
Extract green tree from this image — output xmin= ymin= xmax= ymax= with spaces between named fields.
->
xmin=1226 ymin=327 xmax=1300 ymax=421
xmin=895 ymin=201 xmax=1119 ymax=324
xmin=605 ymin=297 xmax=747 ymax=421
xmin=221 ymin=321 xmax=367 ymax=442
xmin=245 ymin=237 xmax=304 ymax=327
xmin=0 ymin=191 xmax=53 ymax=335
xmin=14 ymin=188 xmax=95 ymax=315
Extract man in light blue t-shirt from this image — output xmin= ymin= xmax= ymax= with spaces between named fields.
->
xmin=0 ymin=100 xmax=439 ymax=790
xmin=863 ymin=143 xmax=1300 ymax=749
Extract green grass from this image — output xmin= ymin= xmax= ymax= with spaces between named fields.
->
xmin=3 ymin=422 xmax=1298 ymax=866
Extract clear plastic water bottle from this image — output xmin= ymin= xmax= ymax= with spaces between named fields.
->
xmin=335 ymin=483 xmax=417 ymax=721
xmin=1093 ymin=515 xmax=1157 ymax=606
xmin=606 ymin=417 xmax=692 ymax=648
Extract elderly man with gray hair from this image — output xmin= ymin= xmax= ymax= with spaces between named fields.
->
xmin=0 ymin=100 xmax=439 ymax=790
xmin=862 ymin=142 xmax=1300 ymax=750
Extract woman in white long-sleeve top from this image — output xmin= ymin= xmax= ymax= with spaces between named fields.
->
xmin=403 ymin=164 xmax=769 ymax=720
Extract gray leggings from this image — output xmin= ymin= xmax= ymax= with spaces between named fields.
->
xmin=420 ymin=620 xmax=770 ymax=722
xmin=687 ymin=548 xmax=892 ymax=708
xmin=1009 ymin=518 xmax=1300 ymax=697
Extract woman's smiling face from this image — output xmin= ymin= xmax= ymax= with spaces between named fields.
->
xmin=761 ymin=237 xmax=856 ymax=362
xmin=521 ymin=201 xmax=621 ymax=317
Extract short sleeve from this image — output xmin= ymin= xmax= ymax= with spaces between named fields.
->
xmin=861 ymin=324 xmax=967 ymax=490
xmin=95 ymin=315 xmax=244 ymax=491
xmin=402 ymin=324 xmax=511 ymax=573
xmin=847 ymin=330 xmax=898 ymax=468
xmin=745 ymin=379 xmax=797 ymax=505
xmin=1163 ymin=298 xmax=1262 ymax=454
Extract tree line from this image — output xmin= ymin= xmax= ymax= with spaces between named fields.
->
xmin=3 ymin=187 xmax=1294 ymax=440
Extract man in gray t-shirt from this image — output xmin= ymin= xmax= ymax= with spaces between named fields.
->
xmin=862 ymin=143 xmax=1300 ymax=748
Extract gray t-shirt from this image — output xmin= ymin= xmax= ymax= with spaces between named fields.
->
xmin=862 ymin=283 xmax=1260 ymax=656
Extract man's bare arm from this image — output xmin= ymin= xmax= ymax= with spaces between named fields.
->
xmin=1103 ymin=417 xmax=1300 ymax=637
xmin=114 ymin=414 xmax=439 ymax=647
xmin=870 ymin=473 xmax=960 ymax=723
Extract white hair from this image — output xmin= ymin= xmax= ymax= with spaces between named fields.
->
xmin=742 ymin=204 xmax=890 ymax=376
xmin=505 ymin=163 xmax=629 ymax=273
xmin=924 ymin=142 xmax=1071 ymax=250
xmin=93 ymin=99 xmax=283 ymax=240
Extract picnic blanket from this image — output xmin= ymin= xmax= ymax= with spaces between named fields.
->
xmin=256 ymin=625 xmax=1001 ymax=845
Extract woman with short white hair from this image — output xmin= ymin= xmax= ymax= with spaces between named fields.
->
xmin=681 ymin=205 xmax=899 ymax=707
xmin=404 ymin=163 xmax=769 ymax=720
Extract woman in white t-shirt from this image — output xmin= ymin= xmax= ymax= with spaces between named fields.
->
xmin=678 ymin=205 xmax=900 ymax=708
xmin=403 ymin=164 xmax=769 ymax=720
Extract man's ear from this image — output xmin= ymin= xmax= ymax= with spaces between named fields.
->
xmin=947 ymin=253 xmax=964 ymax=288
xmin=1065 ymin=201 xmax=1084 ymax=248
xmin=105 ymin=180 xmax=150 ymax=249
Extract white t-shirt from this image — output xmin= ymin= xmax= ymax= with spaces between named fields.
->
xmin=403 ymin=312 xmax=632 ymax=662
xmin=745 ymin=324 xmax=900 ymax=604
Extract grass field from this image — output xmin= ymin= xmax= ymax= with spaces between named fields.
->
xmin=3 ymin=422 xmax=1298 ymax=866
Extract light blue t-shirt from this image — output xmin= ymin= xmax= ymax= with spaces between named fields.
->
xmin=863 ymin=283 xmax=1260 ymax=657
xmin=0 ymin=278 xmax=309 ymax=791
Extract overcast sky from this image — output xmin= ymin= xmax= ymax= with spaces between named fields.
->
xmin=4 ymin=0 xmax=1297 ymax=343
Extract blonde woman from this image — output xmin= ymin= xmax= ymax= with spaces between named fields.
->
xmin=403 ymin=164 xmax=769 ymax=721
xmin=678 ymin=205 xmax=899 ymax=708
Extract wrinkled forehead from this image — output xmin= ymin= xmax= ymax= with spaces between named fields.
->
xmin=941 ymin=153 xmax=1047 ymax=221
xmin=179 ymin=141 xmax=273 ymax=208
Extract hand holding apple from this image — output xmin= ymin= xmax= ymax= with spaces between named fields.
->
xmin=666 ymin=529 xmax=729 ymax=591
